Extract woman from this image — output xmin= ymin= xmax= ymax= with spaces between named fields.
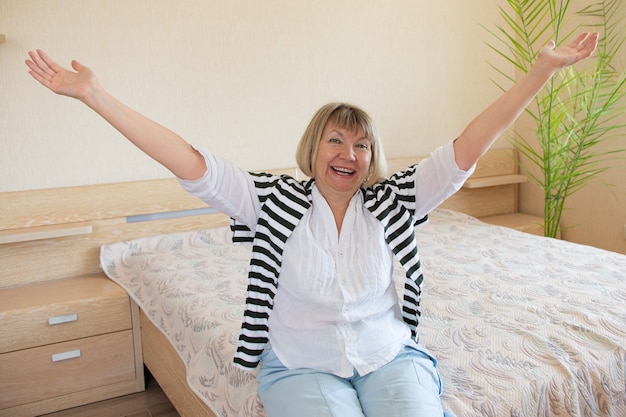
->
xmin=26 ymin=32 xmax=598 ymax=417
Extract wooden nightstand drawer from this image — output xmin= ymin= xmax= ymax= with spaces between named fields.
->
xmin=0 ymin=330 xmax=136 ymax=410
xmin=0 ymin=276 xmax=131 ymax=354
xmin=479 ymin=212 xmax=559 ymax=237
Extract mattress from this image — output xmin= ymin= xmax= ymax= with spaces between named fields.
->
xmin=100 ymin=209 xmax=626 ymax=417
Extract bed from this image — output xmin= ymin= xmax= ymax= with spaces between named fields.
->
xmin=2 ymin=149 xmax=625 ymax=417
xmin=99 ymin=208 xmax=626 ymax=417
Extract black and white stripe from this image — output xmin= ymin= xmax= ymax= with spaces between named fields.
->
xmin=231 ymin=166 xmax=427 ymax=370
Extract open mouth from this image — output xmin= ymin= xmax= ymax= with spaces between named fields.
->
xmin=331 ymin=166 xmax=356 ymax=177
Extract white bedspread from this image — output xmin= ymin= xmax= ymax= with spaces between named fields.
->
xmin=100 ymin=209 xmax=626 ymax=417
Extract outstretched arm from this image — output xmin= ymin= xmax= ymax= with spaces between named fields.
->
xmin=453 ymin=32 xmax=599 ymax=171
xmin=25 ymin=50 xmax=207 ymax=180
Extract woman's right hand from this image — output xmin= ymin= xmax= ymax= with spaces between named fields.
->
xmin=25 ymin=49 xmax=207 ymax=180
xmin=26 ymin=50 xmax=97 ymax=101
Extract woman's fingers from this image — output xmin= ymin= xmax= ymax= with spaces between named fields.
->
xmin=28 ymin=50 xmax=54 ymax=77
xmin=25 ymin=55 xmax=51 ymax=87
xmin=36 ymin=49 xmax=64 ymax=74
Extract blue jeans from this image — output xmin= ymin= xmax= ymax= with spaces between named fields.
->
xmin=257 ymin=344 xmax=451 ymax=417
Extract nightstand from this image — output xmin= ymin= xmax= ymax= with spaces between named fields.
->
xmin=0 ymin=275 xmax=144 ymax=417
xmin=436 ymin=149 xmax=553 ymax=237
xmin=480 ymin=212 xmax=548 ymax=236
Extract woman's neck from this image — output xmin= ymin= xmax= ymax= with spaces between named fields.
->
xmin=322 ymin=193 xmax=352 ymax=235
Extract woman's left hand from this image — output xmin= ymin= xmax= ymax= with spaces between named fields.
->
xmin=538 ymin=32 xmax=599 ymax=71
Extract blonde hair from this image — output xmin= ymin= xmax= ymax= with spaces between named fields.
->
xmin=295 ymin=103 xmax=387 ymax=187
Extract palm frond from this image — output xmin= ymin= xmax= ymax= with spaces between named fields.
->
xmin=483 ymin=0 xmax=626 ymax=237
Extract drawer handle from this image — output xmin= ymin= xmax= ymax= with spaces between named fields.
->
xmin=48 ymin=313 xmax=78 ymax=325
xmin=52 ymin=349 xmax=81 ymax=362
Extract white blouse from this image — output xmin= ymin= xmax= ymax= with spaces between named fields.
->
xmin=180 ymin=142 xmax=473 ymax=377
xmin=271 ymin=186 xmax=405 ymax=376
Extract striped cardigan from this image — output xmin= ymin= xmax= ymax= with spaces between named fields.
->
xmin=230 ymin=166 xmax=428 ymax=370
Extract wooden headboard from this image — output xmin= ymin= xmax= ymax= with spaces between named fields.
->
xmin=0 ymin=148 xmax=524 ymax=290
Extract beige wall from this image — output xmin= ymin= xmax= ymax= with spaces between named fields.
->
xmin=1 ymin=0 xmax=505 ymax=191
xmin=1 ymin=0 xmax=623 ymax=254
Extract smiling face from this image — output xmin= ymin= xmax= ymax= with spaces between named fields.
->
xmin=296 ymin=103 xmax=387 ymax=201
xmin=312 ymin=122 xmax=372 ymax=203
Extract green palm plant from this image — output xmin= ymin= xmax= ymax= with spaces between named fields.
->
xmin=483 ymin=0 xmax=626 ymax=238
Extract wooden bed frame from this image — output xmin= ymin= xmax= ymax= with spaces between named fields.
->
xmin=0 ymin=149 xmax=537 ymax=416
